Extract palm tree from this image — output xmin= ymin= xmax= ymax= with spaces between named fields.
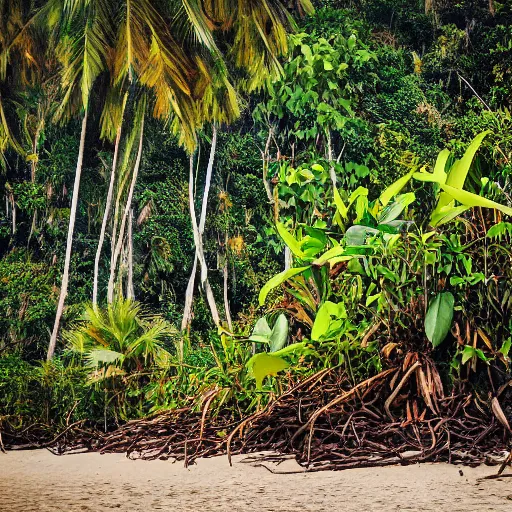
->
xmin=46 ymin=0 xmax=112 ymax=360
xmin=42 ymin=0 xmax=312 ymax=357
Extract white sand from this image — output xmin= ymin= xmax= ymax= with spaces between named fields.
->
xmin=1 ymin=450 xmax=511 ymax=511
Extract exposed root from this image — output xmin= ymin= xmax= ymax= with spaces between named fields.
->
xmin=1 ymin=366 xmax=510 ymax=473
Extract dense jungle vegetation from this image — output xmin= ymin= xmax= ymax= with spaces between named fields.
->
xmin=1 ymin=0 xmax=512 ymax=466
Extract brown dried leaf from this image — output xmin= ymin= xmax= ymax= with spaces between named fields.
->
xmin=477 ymin=327 xmax=493 ymax=352
xmin=491 ymin=397 xmax=511 ymax=432
xmin=381 ymin=342 xmax=398 ymax=359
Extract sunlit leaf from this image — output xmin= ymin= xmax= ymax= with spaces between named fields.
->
xmin=258 ymin=266 xmax=310 ymax=305
xmin=269 ymin=314 xmax=288 ymax=352
xmin=247 ymin=353 xmax=288 ymax=390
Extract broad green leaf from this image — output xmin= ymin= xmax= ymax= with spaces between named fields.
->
xmin=247 ymin=353 xmax=288 ymax=390
xmin=439 ymin=184 xmax=512 ymax=217
xmin=437 ymin=131 xmax=491 ymax=211
xmin=311 ymin=301 xmax=346 ymax=341
xmin=461 ymin=346 xmax=488 ymax=365
xmin=487 ymin=222 xmax=512 ymax=240
xmin=425 ymin=292 xmax=454 ymax=347
xmin=421 ymin=231 xmax=437 ymax=243
xmin=333 ymin=186 xmax=348 ymax=220
xmin=366 ymin=293 xmax=381 ymax=306
xmin=377 ymin=192 xmax=415 ymax=224
xmin=461 ymin=345 xmax=475 ymax=365
xmin=313 ymin=244 xmax=345 ymax=265
xmin=446 ymin=131 xmax=491 ymax=190
xmin=269 ymin=314 xmax=288 ymax=352
xmin=348 ymin=186 xmax=369 ymax=205
xmin=430 ymin=204 xmax=470 ymax=227
xmin=300 ymin=236 xmax=326 ymax=257
xmin=345 ymin=225 xmax=380 ymax=246
xmin=376 ymin=264 xmax=398 ymax=283
xmin=249 ymin=317 xmax=272 ymax=344
xmin=379 ymin=169 xmax=415 ymax=207
xmin=500 ymin=339 xmax=511 ymax=358
xmin=259 ymin=266 xmax=310 ymax=305
xmin=432 ymin=148 xmax=450 ymax=184
xmin=272 ymin=341 xmax=318 ymax=358
xmin=328 ymin=255 xmax=355 ymax=266
xmin=276 ymin=222 xmax=306 ymax=259
xmin=338 ymin=98 xmax=353 ymax=116
xmin=413 ymin=149 xmax=450 ymax=184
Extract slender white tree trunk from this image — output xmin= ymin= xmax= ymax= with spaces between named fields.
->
xmin=93 ymin=125 xmax=123 ymax=307
xmin=127 ymin=208 xmax=135 ymax=300
xmin=47 ymin=111 xmax=88 ymax=360
xmin=181 ymin=126 xmax=220 ymax=331
xmin=107 ymin=116 xmax=144 ymax=303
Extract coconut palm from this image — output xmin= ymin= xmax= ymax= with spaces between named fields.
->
xmin=36 ymin=0 xmax=312 ymax=358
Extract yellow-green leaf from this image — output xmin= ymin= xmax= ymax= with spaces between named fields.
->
xmin=276 ymin=222 xmax=306 ymax=259
xmin=439 ymin=184 xmax=512 ymax=217
xmin=379 ymin=169 xmax=415 ymax=207
xmin=258 ymin=266 xmax=310 ymax=305
xmin=247 ymin=353 xmax=288 ymax=389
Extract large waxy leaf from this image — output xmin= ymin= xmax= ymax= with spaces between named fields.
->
xmin=311 ymin=301 xmax=346 ymax=341
xmin=313 ymin=244 xmax=345 ymax=265
xmin=276 ymin=222 xmax=306 ymax=259
xmin=333 ymin=186 xmax=368 ymax=224
xmin=425 ymin=292 xmax=454 ymax=347
xmin=269 ymin=314 xmax=288 ymax=352
xmin=86 ymin=349 xmax=124 ymax=367
xmin=430 ymin=204 xmax=470 ymax=227
xmin=446 ymin=131 xmax=491 ymax=190
xmin=439 ymin=184 xmax=512 ymax=217
xmin=272 ymin=341 xmax=317 ymax=358
xmin=247 ymin=353 xmax=288 ymax=390
xmin=379 ymin=169 xmax=415 ymax=207
xmin=345 ymin=225 xmax=380 ymax=246
xmin=249 ymin=317 xmax=272 ymax=344
xmin=333 ymin=186 xmax=348 ymax=221
xmin=377 ymin=192 xmax=415 ymax=224
xmin=258 ymin=266 xmax=310 ymax=305
xmin=413 ymin=149 xmax=450 ymax=184
xmin=436 ymin=131 xmax=491 ymax=211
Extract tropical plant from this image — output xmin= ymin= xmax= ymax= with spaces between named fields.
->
xmin=65 ymin=299 xmax=177 ymax=376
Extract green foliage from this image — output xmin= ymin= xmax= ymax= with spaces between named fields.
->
xmin=0 ymin=250 xmax=58 ymax=357
xmin=3 ymin=0 xmax=512 ymax=435
xmin=425 ymin=292 xmax=454 ymax=348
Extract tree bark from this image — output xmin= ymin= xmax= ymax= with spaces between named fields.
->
xmin=47 ymin=110 xmax=88 ymax=360
xmin=107 ymin=116 xmax=144 ymax=303
xmin=93 ymin=125 xmax=123 ymax=307
xmin=127 ymin=208 xmax=135 ymax=300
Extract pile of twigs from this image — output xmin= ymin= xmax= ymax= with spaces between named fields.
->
xmin=2 ymin=364 xmax=510 ymax=471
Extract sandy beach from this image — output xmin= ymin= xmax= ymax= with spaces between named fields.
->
xmin=0 ymin=450 xmax=511 ymax=511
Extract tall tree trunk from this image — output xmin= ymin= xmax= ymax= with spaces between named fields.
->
xmin=223 ymin=245 xmax=233 ymax=331
xmin=93 ymin=125 xmax=123 ymax=307
xmin=181 ymin=126 xmax=220 ymax=331
xmin=127 ymin=208 xmax=134 ymax=300
xmin=27 ymin=125 xmax=42 ymax=248
xmin=181 ymin=254 xmax=197 ymax=332
xmin=107 ymin=116 xmax=144 ymax=303
xmin=47 ymin=110 xmax=88 ymax=360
